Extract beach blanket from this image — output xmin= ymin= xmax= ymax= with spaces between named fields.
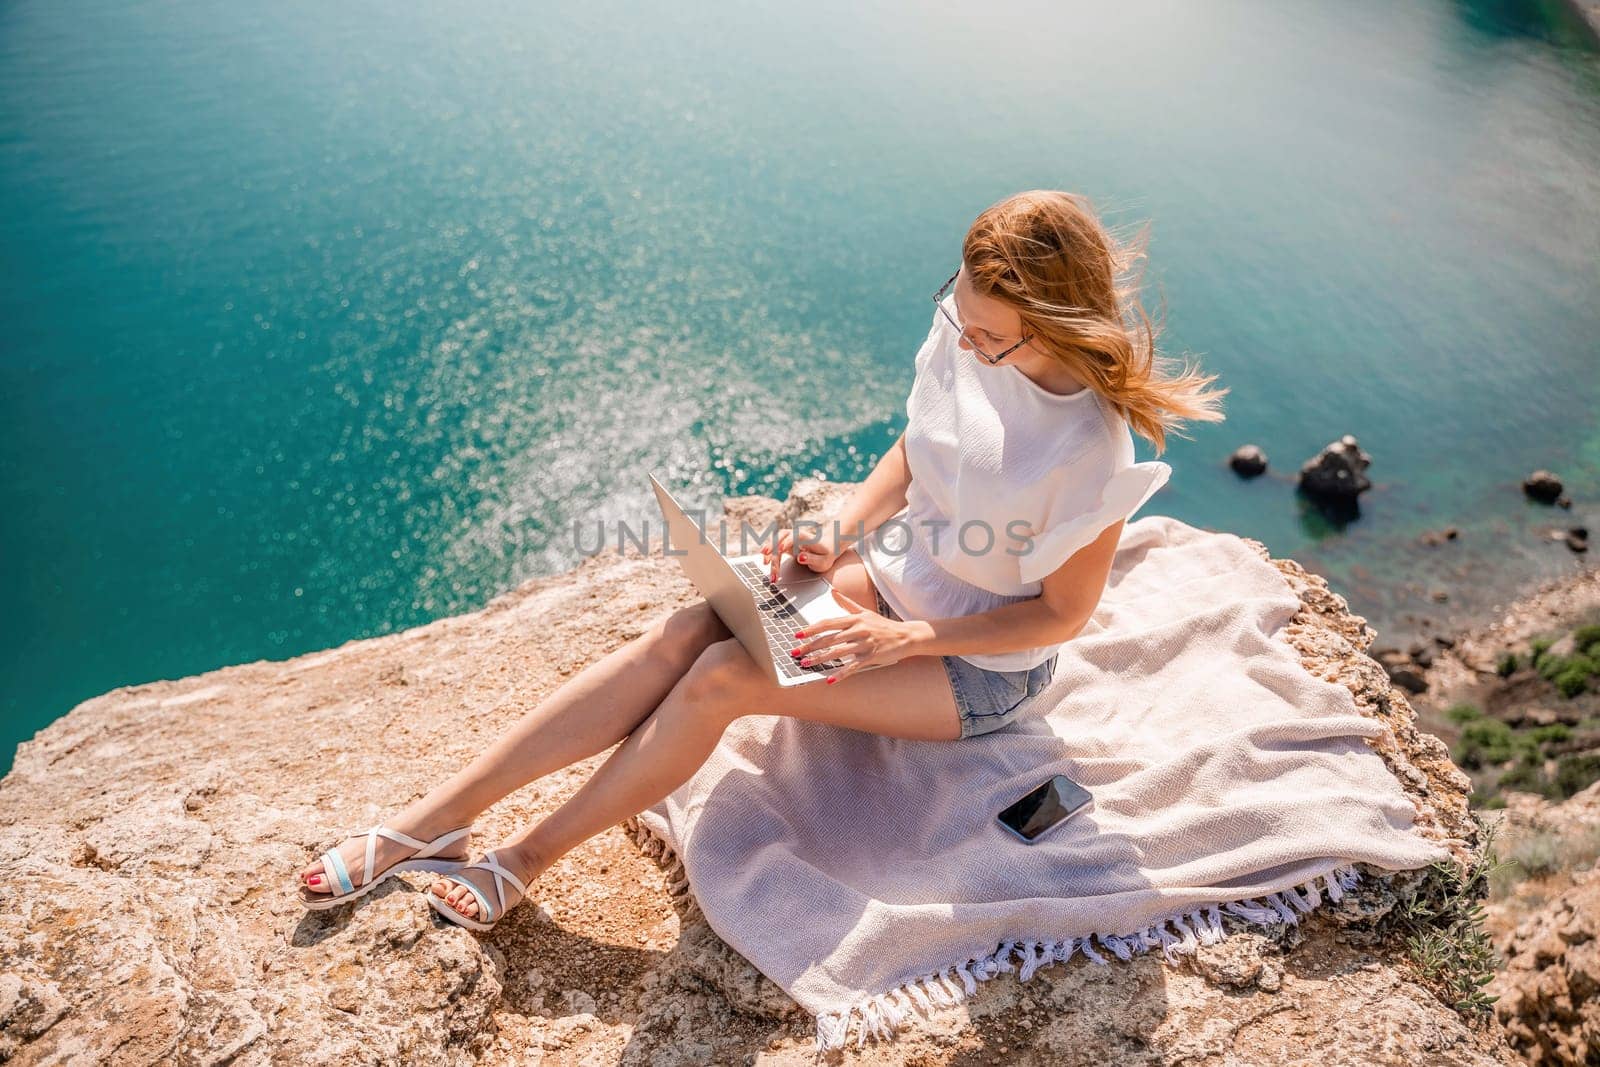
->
xmin=624 ymin=514 xmax=1457 ymax=1053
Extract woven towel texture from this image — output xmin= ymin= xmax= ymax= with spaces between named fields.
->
xmin=629 ymin=514 xmax=1455 ymax=1051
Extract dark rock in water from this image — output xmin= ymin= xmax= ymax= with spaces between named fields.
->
xmin=1558 ymin=495 xmax=1572 ymax=509
xmin=1571 ymin=526 xmax=1589 ymax=540
xmin=1568 ymin=531 xmax=1589 ymax=554
xmin=1229 ymin=444 xmax=1268 ymax=478
xmin=1419 ymin=526 xmax=1460 ymax=547
xmin=1297 ymin=435 xmax=1371 ymax=513
xmin=1522 ymin=469 xmax=1563 ymax=504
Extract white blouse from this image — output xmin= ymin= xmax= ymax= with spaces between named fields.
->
xmin=857 ymin=293 xmax=1173 ymax=672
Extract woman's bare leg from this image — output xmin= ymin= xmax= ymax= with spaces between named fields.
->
xmin=300 ymin=599 xmax=731 ymax=895
xmin=433 ymin=551 xmax=964 ymax=921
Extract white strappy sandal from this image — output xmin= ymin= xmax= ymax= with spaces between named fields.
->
xmin=427 ymin=849 xmax=530 ymax=932
xmin=297 ymin=823 xmax=472 ymax=910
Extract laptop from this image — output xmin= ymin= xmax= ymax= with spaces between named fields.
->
xmin=649 ymin=473 xmax=889 ymax=687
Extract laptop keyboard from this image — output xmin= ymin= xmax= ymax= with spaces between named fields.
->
xmin=730 ymin=561 xmax=847 ymax=680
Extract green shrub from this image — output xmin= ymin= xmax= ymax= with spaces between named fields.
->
xmin=1453 ymin=719 xmax=1538 ymax=770
xmin=1446 ymin=703 xmax=1482 ymax=725
xmin=1538 ymin=652 xmax=1569 ymax=681
xmin=1529 ymin=723 xmax=1573 ymax=744
xmin=1572 ymin=623 xmax=1600 ymax=654
xmin=1497 ymin=755 xmax=1553 ymax=798
xmin=1555 ymin=667 xmax=1591 ymax=698
xmin=1555 ymin=753 xmax=1600 ymax=798
xmin=1495 ymin=651 xmax=1519 ymax=677
xmin=1455 ymin=720 xmax=1504 ymax=769
xmin=1530 ymin=636 xmax=1554 ymax=665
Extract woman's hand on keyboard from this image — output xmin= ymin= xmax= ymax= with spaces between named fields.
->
xmin=787 ymin=587 xmax=915 ymax=684
xmin=762 ymin=527 xmax=840 ymax=582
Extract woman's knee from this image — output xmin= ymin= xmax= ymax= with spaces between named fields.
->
xmin=676 ymin=638 xmax=764 ymax=712
xmin=647 ymin=600 xmax=730 ymax=662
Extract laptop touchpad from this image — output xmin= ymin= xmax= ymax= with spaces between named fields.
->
xmin=788 ymin=581 xmax=854 ymax=624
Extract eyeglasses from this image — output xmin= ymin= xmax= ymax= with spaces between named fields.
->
xmin=934 ymin=269 xmax=1033 ymax=365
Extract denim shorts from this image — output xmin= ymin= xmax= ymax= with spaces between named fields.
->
xmin=872 ymin=587 xmax=1058 ymax=739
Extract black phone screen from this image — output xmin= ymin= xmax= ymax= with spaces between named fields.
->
xmin=997 ymin=774 xmax=1093 ymax=842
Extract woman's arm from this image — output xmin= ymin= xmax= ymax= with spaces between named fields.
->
xmin=790 ymin=516 xmax=1125 ymax=678
xmin=899 ymin=518 xmax=1124 ymax=657
xmin=823 ymin=430 xmax=912 ymax=554
xmin=766 ymin=431 xmax=912 ymax=581
xmin=902 ymin=600 xmax=1076 ymax=659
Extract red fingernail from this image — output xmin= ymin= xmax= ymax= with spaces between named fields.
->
xmin=826 ymin=677 xmax=836 ymax=684
xmin=790 ymin=649 xmax=800 ymax=656
xmin=797 ymin=554 xmax=807 ymax=561
xmin=794 ymin=631 xmax=805 ymax=638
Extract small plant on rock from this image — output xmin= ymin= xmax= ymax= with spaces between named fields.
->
xmin=1389 ymin=813 xmax=1507 ymax=1019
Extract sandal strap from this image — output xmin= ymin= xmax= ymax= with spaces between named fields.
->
xmin=447 ymin=851 xmax=528 ymax=922
xmin=477 ymin=851 xmax=529 ymax=901
xmin=451 ymin=875 xmax=496 ymax=922
xmin=322 ymin=846 xmax=355 ymax=895
xmin=402 ymin=824 xmax=472 ymax=858
xmin=333 ymin=824 xmax=474 ymax=893
xmin=362 ymin=828 xmax=383 ymax=889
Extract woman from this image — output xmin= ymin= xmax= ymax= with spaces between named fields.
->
xmin=296 ymin=189 xmax=1226 ymax=930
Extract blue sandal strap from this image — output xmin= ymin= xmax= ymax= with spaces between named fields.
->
xmin=323 ymin=847 xmax=355 ymax=896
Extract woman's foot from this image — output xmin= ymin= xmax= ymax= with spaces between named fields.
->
xmin=298 ymin=814 xmax=473 ymax=902
xmin=429 ymin=843 xmax=547 ymax=926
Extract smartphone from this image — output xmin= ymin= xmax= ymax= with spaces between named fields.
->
xmin=997 ymin=774 xmax=1093 ymax=843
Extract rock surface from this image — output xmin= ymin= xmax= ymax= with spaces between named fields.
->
xmin=0 ymin=480 xmax=1518 ymax=1065
xmin=1491 ymin=870 xmax=1600 ymax=1066
xmin=1482 ymin=783 xmax=1600 ymax=1066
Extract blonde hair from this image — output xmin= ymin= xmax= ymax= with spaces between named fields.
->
xmin=962 ymin=189 xmax=1226 ymax=455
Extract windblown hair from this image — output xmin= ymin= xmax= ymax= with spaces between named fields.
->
xmin=962 ymin=190 xmax=1226 ymax=455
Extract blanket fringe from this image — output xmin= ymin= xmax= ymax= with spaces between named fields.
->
xmin=809 ymin=863 xmax=1366 ymax=1055
xmin=620 ymin=814 xmax=700 ymax=917
xmin=620 ymin=817 xmax=1365 ymax=1057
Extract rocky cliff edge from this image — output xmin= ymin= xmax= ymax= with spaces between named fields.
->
xmin=0 ymin=481 xmax=1517 ymax=1065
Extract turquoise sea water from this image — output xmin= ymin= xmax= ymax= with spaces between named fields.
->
xmin=3 ymin=1 xmax=1598 ymax=771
